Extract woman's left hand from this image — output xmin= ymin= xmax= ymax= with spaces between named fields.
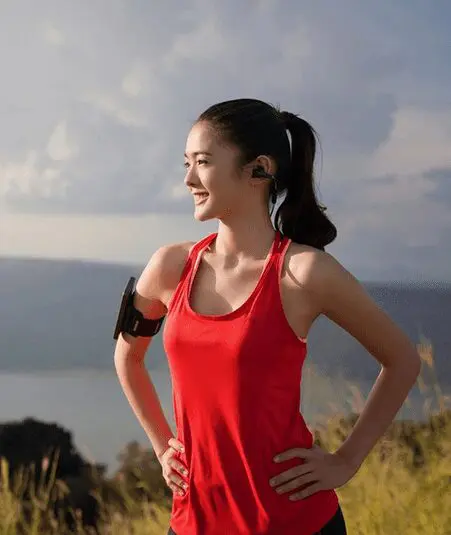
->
xmin=269 ymin=444 xmax=358 ymax=501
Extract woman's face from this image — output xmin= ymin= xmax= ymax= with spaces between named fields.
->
xmin=184 ymin=121 xmax=251 ymax=222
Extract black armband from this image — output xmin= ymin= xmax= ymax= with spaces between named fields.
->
xmin=113 ymin=277 xmax=166 ymax=340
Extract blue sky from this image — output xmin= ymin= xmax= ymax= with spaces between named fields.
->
xmin=0 ymin=1 xmax=450 ymax=282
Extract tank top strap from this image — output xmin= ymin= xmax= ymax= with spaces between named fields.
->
xmin=185 ymin=232 xmax=217 ymax=291
xmin=188 ymin=232 xmax=217 ymax=263
xmin=256 ymin=231 xmax=291 ymax=297
xmin=185 ymin=232 xmax=217 ymax=283
xmin=166 ymin=232 xmax=217 ymax=313
xmin=246 ymin=230 xmax=285 ymax=293
xmin=267 ymin=231 xmax=291 ymax=274
xmin=245 ymin=231 xmax=291 ymax=316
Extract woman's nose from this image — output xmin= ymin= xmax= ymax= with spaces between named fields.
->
xmin=184 ymin=167 xmax=198 ymax=188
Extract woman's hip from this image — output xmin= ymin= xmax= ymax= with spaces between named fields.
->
xmin=167 ymin=504 xmax=347 ymax=534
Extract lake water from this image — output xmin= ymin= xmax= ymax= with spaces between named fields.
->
xmin=0 ymin=368 xmax=434 ymax=475
xmin=0 ymin=369 xmax=175 ymax=473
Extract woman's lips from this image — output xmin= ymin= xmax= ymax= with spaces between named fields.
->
xmin=194 ymin=193 xmax=209 ymax=204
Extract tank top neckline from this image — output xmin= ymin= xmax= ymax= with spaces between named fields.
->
xmin=184 ymin=230 xmax=285 ymax=321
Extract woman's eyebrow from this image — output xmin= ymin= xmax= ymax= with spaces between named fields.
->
xmin=184 ymin=151 xmax=213 ymax=157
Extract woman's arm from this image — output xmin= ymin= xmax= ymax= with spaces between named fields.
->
xmin=113 ymin=243 xmax=191 ymax=460
xmin=312 ymin=252 xmax=422 ymax=470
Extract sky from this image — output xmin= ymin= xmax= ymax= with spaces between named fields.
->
xmin=0 ymin=1 xmax=450 ymax=282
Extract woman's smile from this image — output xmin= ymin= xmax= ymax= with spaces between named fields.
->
xmin=194 ymin=193 xmax=209 ymax=204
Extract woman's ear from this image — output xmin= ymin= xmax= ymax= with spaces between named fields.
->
xmin=254 ymin=155 xmax=277 ymax=176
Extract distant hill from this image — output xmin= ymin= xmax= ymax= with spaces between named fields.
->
xmin=1 ymin=257 xmax=450 ymax=386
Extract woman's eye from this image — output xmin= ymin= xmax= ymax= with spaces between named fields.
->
xmin=183 ymin=159 xmax=208 ymax=169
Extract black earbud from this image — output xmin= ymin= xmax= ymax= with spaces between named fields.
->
xmin=252 ymin=166 xmax=274 ymax=180
xmin=252 ymin=166 xmax=278 ymax=205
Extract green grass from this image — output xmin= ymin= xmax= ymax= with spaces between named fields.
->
xmin=1 ymin=339 xmax=450 ymax=534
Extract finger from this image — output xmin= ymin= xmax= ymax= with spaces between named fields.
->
xmin=269 ymin=463 xmax=313 ymax=487
xmin=168 ymin=437 xmax=185 ymax=453
xmin=168 ymin=481 xmax=185 ymax=496
xmin=169 ymin=459 xmax=189 ymax=478
xmin=293 ymin=471 xmax=319 ymax=489
xmin=289 ymin=482 xmax=323 ymax=501
xmin=169 ymin=472 xmax=189 ymax=493
xmin=273 ymin=447 xmax=315 ymax=463
xmin=273 ymin=471 xmax=318 ymax=495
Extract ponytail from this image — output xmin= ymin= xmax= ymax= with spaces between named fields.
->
xmin=274 ymin=111 xmax=337 ymax=251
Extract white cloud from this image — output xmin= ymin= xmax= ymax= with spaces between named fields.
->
xmin=0 ymin=151 xmax=67 ymax=200
xmin=47 ymin=121 xmax=78 ymax=161
xmin=170 ymin=181 xmax=189 ymax=200
xmin=162 ymin=19 xmax=227 ymax=74
xmin=369 ymin=108 xmax=451 ymax=177
xmin=122 ymin=61 xmax=150 ymax=98
xmin=0 ymin=212 xmax=214 ymax=265
xmin=79 ymin=91 xmax=149 ymax=128
xmin=42 ymin=22 xmax=65 ymax=46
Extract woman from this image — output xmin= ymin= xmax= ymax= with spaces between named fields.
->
xmin=114 ymin=98 xmax=421 ymax=534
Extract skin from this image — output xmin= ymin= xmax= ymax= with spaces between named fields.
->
xmin=115 ymin=120 xmax=422 ymax=500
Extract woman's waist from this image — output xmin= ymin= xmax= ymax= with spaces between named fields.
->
xmin=174 ymin=391 xmax=305 ymax=430
xmin=176 ymin=414 xmax=313 ymax=476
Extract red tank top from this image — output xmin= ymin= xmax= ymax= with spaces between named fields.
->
xmin=163 ymin=230 xmax=339 ymax=535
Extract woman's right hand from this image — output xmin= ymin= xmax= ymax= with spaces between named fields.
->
xmin=158 ymin=437 xmax=189 ymax=496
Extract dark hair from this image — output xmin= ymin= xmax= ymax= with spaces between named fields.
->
xmin=196 ymin=98 xmax=337 ymax=250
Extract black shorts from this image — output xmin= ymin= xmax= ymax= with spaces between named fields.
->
xmin=167 ymin=504 xmax=347 ymax=534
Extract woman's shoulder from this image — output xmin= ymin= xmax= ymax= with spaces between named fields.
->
xmin=287 ymin=242 xmax=352 ymax=296
xmin=135 ymin=240 xmax=196 ymax=303
xmin=153 ymin=240 xmax=197 ymax=277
